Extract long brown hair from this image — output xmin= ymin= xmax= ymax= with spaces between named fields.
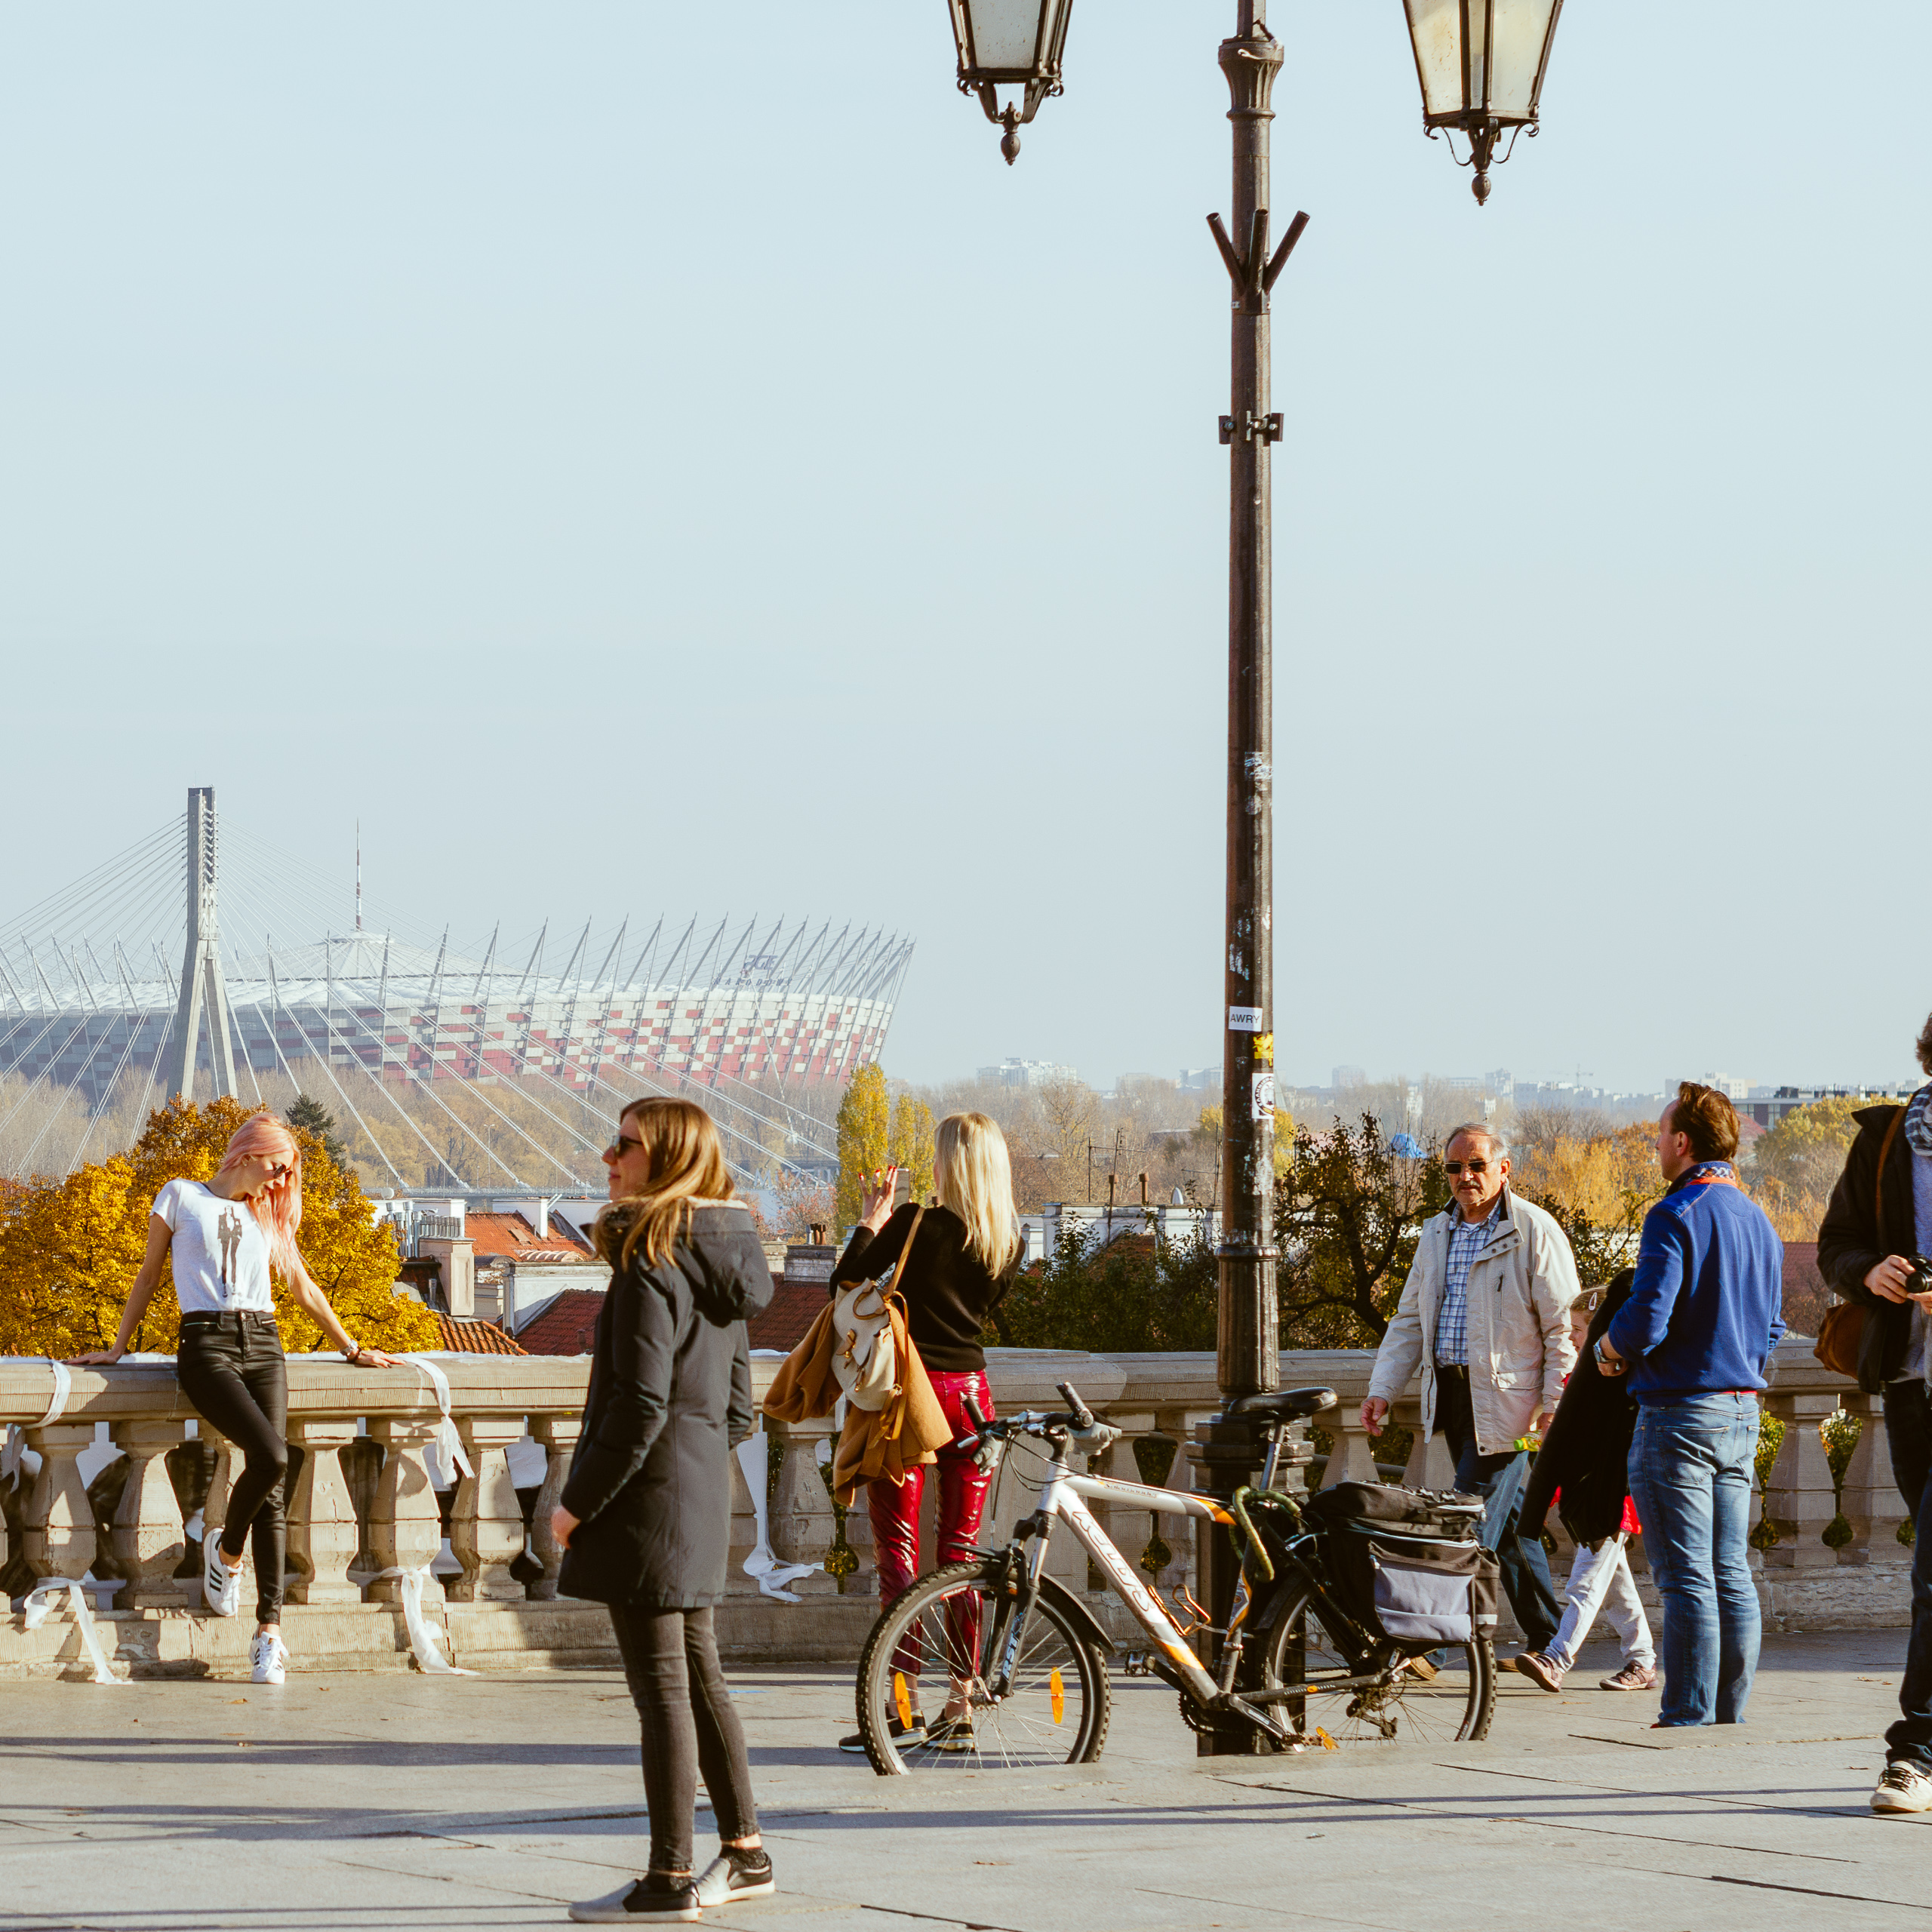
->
xmin=598 ymin=1097 xmax=735 ymax=1273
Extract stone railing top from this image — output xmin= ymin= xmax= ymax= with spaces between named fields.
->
xmin=0 ymin=1334 xmax=1847 ymax=1430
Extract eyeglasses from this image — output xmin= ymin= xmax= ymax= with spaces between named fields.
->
xmin=1443 ymin=1159 xmax=1491 ymax=1176
xmin=606 ymin=1133 xmax=641 ymax=1159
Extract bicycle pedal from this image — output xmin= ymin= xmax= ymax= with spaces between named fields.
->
xmin=1122 ymin=1651 xmax=1155 ymax=1678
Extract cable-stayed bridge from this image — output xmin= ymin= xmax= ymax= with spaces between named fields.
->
xmin=0 ymin=789 xmax=911 ymax=1194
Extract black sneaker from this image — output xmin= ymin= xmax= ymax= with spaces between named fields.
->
xmin=567 ymin=1874 xmax=700 ymax=1923
xmin=924 ymin=1712 xmax=976 ymax=1754
xmin=694 ymin=1847 xmax=775 ymax=1907
xmin=839 ymin=1712 xmax=925 ymax=1753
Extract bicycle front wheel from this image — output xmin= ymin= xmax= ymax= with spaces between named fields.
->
xmin=855 ymin=1559 xmax=1110 ymax=1774
xmin=1254 ymin=1592 xmax=1495 ymax=1746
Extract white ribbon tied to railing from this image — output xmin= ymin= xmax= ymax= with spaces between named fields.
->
xmin=734 ymin=1426 xmax=821 ymax=1603
xmin=3 ymin=1356 xmax=74 ymax=1488
xmin=401 ymin=1355 xmax=474 ymax=1491
xmin=20 ymin=1578 xmax=123 ymax=1686
xmin=361 ymin=1564 xmax=476 ymax=1675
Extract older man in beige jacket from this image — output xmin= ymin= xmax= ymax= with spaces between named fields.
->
xmin=1362 ymin=1122 xmax=1581 ymax=1655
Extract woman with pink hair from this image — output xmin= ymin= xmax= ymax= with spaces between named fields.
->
xmin=73 ymin=1110 xmax=395 ymax=1684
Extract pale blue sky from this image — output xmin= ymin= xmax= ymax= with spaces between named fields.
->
xmin=2 ymin=4 xmax=1926 ymax=1094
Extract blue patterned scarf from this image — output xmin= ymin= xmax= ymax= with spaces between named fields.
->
xmin=1905 ymin=1085 xmax=1932 ymax=1158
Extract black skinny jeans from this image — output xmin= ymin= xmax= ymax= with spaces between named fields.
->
xmin=176 ymin=1312 xmax=288 ymax=1626
xmin=611 ymin=1604 xmax=758 ymax=1876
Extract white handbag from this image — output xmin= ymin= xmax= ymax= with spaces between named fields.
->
xmin=832 ymin=1205 xmax=922 ymax=1411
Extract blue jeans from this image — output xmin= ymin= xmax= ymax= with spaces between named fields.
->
xmin=1436 ymin=1365 xmax=1561 ymax=1651
xmin=1881 ymin=1381 xmax=1932 ymax=1766
xmin=1626 ymin=1393 xmax=1761 ymax=1727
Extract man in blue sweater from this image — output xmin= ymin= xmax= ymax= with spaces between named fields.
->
xmin=1598 ymin=1081 xmax=1783 ymax=1727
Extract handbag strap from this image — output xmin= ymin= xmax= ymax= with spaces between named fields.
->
xmin=882 ymin=1204 xmax=925 ymax=1293
xmin=1876 ymin=1106 xmax=1906 ymax=1238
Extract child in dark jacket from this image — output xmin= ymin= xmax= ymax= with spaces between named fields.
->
xmin=1512 ymin=1272 xmax=1656 ymax=1694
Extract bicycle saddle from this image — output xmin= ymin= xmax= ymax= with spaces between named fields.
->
xmin=1223 ymin=1386 xmax=1337 ymax=1423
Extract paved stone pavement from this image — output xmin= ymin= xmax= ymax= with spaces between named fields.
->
xmin=2 ymin=1629 xmax=1926 ymax=1931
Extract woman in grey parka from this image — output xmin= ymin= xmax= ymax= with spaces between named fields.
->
xmin=555 ymin=1097 xmax=775 ymax=1924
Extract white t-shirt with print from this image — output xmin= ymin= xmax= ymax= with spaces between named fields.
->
xmin=153 ymin=1178 xmax=275 ymax=1314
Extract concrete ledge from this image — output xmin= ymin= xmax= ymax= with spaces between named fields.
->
xmin=1 ymin=1593 xmax=892 ymax=1680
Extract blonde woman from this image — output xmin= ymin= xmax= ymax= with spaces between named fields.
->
xmin=832 ymin=1110 xmax=1022 ymax=1755
xmin=70 ymin=1111 xmax=395 ymax=1686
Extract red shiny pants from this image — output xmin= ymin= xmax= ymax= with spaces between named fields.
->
xmin=868 ymin=1368 xmax=993 ymax=1684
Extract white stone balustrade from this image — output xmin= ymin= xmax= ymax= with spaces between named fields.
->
xmin=0 ymin=1337 xmax=1916 ymax=1678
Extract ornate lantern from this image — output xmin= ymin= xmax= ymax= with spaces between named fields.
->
xmin=1402 ymin=0 xmax=1564 ymax=204
xmin=946 ymin=0 xmax=1074 ymax=165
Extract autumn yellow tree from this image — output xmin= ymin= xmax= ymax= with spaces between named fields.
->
xmin=835 ymin=1064 xmax=891 ymax=1229
xmin=0 ymin=1155 xmax=152 ymax=1357
xmin=889 ymin=1094 xmax=938 ymax=1201
xmin=1746 ymin=1097 xmax=1868 ymax=1241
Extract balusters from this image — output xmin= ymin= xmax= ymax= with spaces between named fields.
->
xmin=112 ymin=1421 xmax=191 ymax=1608
xmin=285 ymin=1420 xmax=362 ymax=1605
xmin=530 ymin=1414 xmax=580 ymax=1598
xmin=450 ymin=1416 xmax=530 ymax=1601
xmin=1838 ymin=1392 xmax=1907 ymax=1564
xmin=365 ymin=1417 xmax=445 ymax=1604
xmin=26 ymin=1421 xmax=100 ymax=1586
xmin=769 ymin=1414 xmax=836 ymax=1592
xmin=1761 ymin=1390 xmax=1841 ymax=1568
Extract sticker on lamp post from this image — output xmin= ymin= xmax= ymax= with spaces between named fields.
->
xmin=1251 ymin=1072 xmax=1275 ymax=1120
xmin=1228 ymin=1007 xmax=1263 ymax=1032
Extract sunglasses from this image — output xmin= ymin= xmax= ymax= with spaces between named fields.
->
xmin=606 ymin=1132 xmax=641 ymax=1158
xmin=1442 ymin=1159 xmax=1493 ymax=1176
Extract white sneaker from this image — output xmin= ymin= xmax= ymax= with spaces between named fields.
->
xmin=250 ymin=1630 xmax=288 ymax=1686
xmin=1872 ymin=1761 xmax=1932 ymax=1814
xmin=202 ymin=1527 xmax=242 ymax=1619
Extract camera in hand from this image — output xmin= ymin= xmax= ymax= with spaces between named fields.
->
xmin=1909 ymin=1257 xmax=1932 ymax=1297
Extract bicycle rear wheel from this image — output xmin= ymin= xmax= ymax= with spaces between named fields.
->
xmin=1254 ymin=1592 xmax=1494 ymax=1746
xmin=855 ymin=1558 xmax=1110 ymax=1774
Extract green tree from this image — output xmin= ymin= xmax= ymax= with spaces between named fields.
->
xmin=1746 ymin=1095 xmax=1868 ymax=1240
xmin=835 ymin=1063 xmax=891 ymax=1229
xmin=1275 ymin=1115 xmax=1448 ymax=1346
xmin=998 ymin=1219 xmax=1217 ymax=1352
xmin=285 ymin=1092 xmax=349 ymax=1172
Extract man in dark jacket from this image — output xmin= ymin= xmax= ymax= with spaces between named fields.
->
xmin=1598 ymin=1082 xmax=1783 ymax=1729
xmin=1817 ymin=1013 xmax=1932 ymax=1815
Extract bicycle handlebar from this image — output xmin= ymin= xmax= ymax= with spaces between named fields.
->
xmin=1057 ymin=1380 xmax=1096 ymax=1430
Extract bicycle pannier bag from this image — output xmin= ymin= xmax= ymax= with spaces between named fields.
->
xmin=832 ymin=1206 xmax=923 ymax=1411
xmin=1331 ymin=1526 xmax=1500 ymax=1647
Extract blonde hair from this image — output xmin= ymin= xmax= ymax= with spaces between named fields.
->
xmin=213 ymin=1111 xmax=304 ymax=1278
xmin=596 ymin=1097 xmax=735 ymax=1273
xmin=934 ymin=1112 xmax=1020 ymax=1276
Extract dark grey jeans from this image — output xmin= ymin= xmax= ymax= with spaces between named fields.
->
xmin=611 ymin=1604 xmax=758 ymax=1876
xmin=176 ymin=1311 xmax=288 ymax=1626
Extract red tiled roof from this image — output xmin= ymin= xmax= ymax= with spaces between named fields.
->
xmin=747 ymin=1278 xmax=829 ymax=1353
xmin=465 ymin=1211 xmax=596 ymax=1263
xmin=432 ymin=1315 xmax=529 ymax=1355
xmin=516 ymin=1289 xmax=606 ymax=1355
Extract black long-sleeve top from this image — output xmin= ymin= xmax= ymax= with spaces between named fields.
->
xmin=832 ymin=1202 xmax=1017 ymax=1374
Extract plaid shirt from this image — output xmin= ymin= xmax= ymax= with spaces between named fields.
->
xmin=1434 ymin=1195 xmax=1504 ymax=1367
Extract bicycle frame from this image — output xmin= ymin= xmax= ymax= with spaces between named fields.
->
xmin=1011 ymin=1462 xmax=1232 ymax=1705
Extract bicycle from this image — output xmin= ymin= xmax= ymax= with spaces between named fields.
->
xmin=852 ymin=1380 xmax=1497 ymax=1773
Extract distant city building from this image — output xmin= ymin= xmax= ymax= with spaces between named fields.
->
xmin=1331 ymin=1065 xmax=1366 ymax=1090
xmin=1734 ymin=1084 xmax=1920 ymax=1129
xmin=978 ymin=1058 xmax=1078 ymax=1090
xmin=1178 ymin=1066 xmax=1222 ymax=1092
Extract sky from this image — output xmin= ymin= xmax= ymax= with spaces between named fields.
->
xmin=1 ymin=3 xmax=1927 ymax=1096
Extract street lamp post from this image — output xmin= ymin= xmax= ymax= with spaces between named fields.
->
xmin=943 ymin=0 xmax=1564 ymax=1755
